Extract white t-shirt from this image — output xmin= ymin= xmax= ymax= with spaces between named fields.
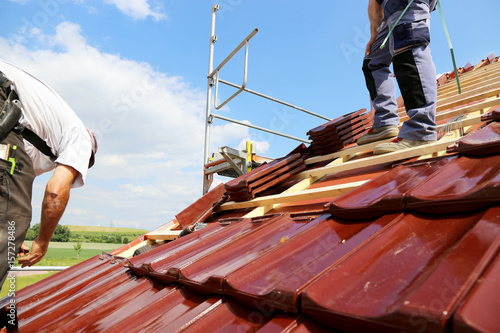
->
xmin=0 ymin=60 xmax=92 ymax=188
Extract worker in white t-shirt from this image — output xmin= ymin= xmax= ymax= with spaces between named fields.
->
xmin=0 ymin=59 xmax=97 ymax=291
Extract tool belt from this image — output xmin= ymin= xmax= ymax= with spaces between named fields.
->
xmin=0 ymin=75 xmax=56 ymax=159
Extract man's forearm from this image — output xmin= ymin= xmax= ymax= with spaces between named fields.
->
xmin=37 ymin=184 xmax=71 ymax=247
xmin=17 ymin=165 xmax=78 ymax=267
xmin=37 ymin=165 xmax=77 ymax=246
xmin=368 ymin=0 xmax=384 ymax=38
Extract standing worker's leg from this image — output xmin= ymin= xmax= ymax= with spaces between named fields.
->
xmin=358 ymin=24 xmax=399 ymax=145
xmin=373 ymin=18 xmax=437 ymax=154
xmin=393 ymin=44 xmax=437 ymax=141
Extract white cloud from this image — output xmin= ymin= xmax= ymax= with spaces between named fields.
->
xmin=103 ymin=0 xmax=166 ymax=21
xmin=8 ymin=0 xmax=30 ymax=4
xmin=0 ymin=21 xmax=267 ymax=230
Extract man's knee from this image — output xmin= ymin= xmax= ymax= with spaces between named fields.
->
xmin=393 ymin=49 xmax=427 ymax=110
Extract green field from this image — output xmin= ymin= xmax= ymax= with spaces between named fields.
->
xmin=65 ymin=225 xmax=149 ymax=243
xmin=1 ymin=226 xmax=149 ymax=299
xmin=68 ymin=225 xmax=149 ymax=233
xmin=1 ymin=242 xmax=123 ymax=298
xmin=24 ymin=241 xmax=120 ymax=261
xmin=1 ymin=273 xmax=58 ymax=299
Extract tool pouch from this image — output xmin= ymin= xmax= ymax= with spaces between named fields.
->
xmin=0 ymin=91 xmax=22 ymax=141
xmin=393 ymin=19 xmax=430 ymax=53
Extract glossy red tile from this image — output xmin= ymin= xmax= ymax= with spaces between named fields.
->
xmin=224 ymin=214 xmax=400 ymax=312
xmin=447 ymin=121 xmax=500 ymax=156
xmin=326 ymin=157 xmax=455 ymax=220
xmin=226 ymin=158 xmax=306 ymax=202
xmin=307 ymin=108 xmax=367 ymax=137
xmin=481 ymin=107 xmax=500 ymax=122
xmin=129 ymin=217 xmax=264 ymax=281
xmin=225 ymin=153 xmax=303 ymax=190
xmin=177 ymin=214 xmax=325 ymax=294
xmin=453 ymin=250 xmax=500 ymax=333
xmin=301 ymin=210 xmax=491 ymax=332
xmin=406 ymin=154 xmax=500 ymax=214
xmin=175 ymin=183 xmax=228 ymax=228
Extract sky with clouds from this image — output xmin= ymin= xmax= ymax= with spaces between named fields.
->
xmin=0 ymin=0 xmax=498 ymax=231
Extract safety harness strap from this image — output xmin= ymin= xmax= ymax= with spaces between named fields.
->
xmin=20 ymin=127 xmax=56 ymax=159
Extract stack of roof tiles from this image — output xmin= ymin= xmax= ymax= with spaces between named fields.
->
xmin=307 ymin=108 xmax=372 ymax=156
xmin=224 ymin=151 xmax=306 ymax=202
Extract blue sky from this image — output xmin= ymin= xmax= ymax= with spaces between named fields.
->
xmin=0 ymin=0 xmax=498 ymax=230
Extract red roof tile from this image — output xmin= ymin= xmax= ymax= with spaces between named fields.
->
xmin=302 ymin=207 xmax=500 ymax=332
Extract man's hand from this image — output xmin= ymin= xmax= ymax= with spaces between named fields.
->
xmin=17 ymin=237 xmax=49 ymax=267
xmin=17 ymin=242 xmax=30 ymax=258
xmin=365 ymin=35 xmax=377 ymax=56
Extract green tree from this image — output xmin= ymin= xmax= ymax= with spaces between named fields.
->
xmin=25 ymin=223 xmax=40 ymax=240
xmin=73 ymin=240 xmax=83 ymax=260
xmin=51 ymin=224 xmax=71 ymax=242
xmin=24 ymin=229 xmax=36 ymax=241
xmin=122 ymin=237 xmax=129 ymax=244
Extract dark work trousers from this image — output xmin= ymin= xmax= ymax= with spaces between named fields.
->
xmin=363 ymin=17 xmax=437 ymax=141
xmin=0 ymin=129 xmax=35 ymax=292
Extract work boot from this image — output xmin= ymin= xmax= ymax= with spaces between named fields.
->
xmin=357 ymin=125 xmax=399 ymax=145
xmin=373 ymin=137 xmax=437 ymax=155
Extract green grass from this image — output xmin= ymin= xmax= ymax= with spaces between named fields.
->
xmin=65 ymin=225 xmax=148 ymax=243
xmin=1 ymin=272 xmax=59 ymax=299
xmin=0 ymin=228 xmax=145 ymax=298
xmin=68 ymin=225 xmax=149 ymax=233
xmin=21 ymin=241 xmax=119 ymax=262
xmin=1 ymin=241 xmax=122 ymax=299
xmin=34 ymin=241 xmax=119 ymax=250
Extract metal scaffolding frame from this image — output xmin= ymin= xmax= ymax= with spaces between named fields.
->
xmin=203 ymin=4 xmax=331 ymax=194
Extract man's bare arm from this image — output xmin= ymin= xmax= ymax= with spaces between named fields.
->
xmin=366 ymin=0 xmax=384 ymax=56
xmin=18 ymin=164 xmax=78 ymax=267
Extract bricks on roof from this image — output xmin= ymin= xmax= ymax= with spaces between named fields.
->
xmin=224 ymin=153 xmax=306 ymax=202
xmin=307 ymin=108 xmax=372 ymax=156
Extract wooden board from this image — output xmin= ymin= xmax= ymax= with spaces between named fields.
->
xmin=293 ymin=138 xmax=458 ymax=181
xmin=221 ymin=180 xmax=368 ymax=211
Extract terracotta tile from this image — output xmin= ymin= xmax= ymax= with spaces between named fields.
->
xmin=302 ymin=209 xmax=499 ymax=332
xmin=326 ymin=157 xmax=455 ymax=220
xmin=406 ymin=154 xmax=500 ymax=214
